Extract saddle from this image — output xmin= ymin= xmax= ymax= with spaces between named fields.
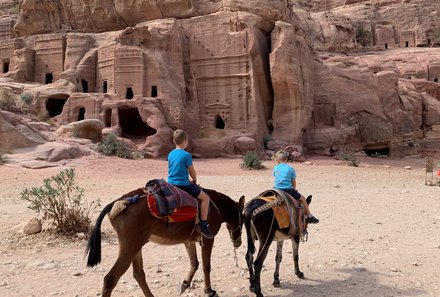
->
xmin=255 ymin=189 xmax=306 ymax=238
xmin=145 ymin=179 xmax=198 ymax=223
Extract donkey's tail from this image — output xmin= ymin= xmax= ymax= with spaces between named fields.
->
xmin=244 ymin=202 xmax=256 ymax=255
xmin=86 ymin=202 xmax=115 ymax=267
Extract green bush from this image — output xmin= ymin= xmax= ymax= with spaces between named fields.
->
xmin=240 ymin=151 xmax=264 ymax=170
xmin=340 ymin=151 xmax=360 ymax=167
xmin=20 ymin=92 xmax=33 ymax=104
xmin=20 ymin=169 xmax=100 ymax=235
xmin=97 ymin=133 xmax=133 ymax=159
xmin=355 ymin=23 xmax=373 ymax=47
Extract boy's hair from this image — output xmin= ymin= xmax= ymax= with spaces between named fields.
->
xmin=173 ymin=129 xmax=188 ymax=145
xmin=274 ymin=150 xmax=287 ymax=162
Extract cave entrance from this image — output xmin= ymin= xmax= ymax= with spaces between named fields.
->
xmin=81 ymin=80 xmax=89 ymax=93
xmin=46 ymin=96 xmax=68 ymax=117
xmin=2 ymin=59 xmax=9 ymax=73
xmin=78 ymin=107 xmax=85 ymax=121
xmin=215 ymin=114 xmax=225 ymax=129
xmin=118 ymin=108 xmax=156 ymax=139
xmin=126 ymin=87 xmax=134 ymax=99
xmin=45 ymin=73 xmax=53 ymax=84
xmin=103 ymin=81 xmax=108 ymax=93
xmin=105 ymin=109 xmax=112 ymax=127
xmin=363 ymin=147 xmax=390 ymax=157
xmin=151 ymin=86 xmax=158 ymax=97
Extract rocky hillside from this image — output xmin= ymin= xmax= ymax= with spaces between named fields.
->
xmin=0 ymin=0 xmax=439 ymax=162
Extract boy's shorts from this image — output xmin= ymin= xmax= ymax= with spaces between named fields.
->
xmin=280 ymin=188 xmax=301 ymax=200
xmin=176 ymin=183 xmax=202 ymax=198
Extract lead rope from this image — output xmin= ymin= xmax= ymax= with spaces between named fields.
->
xmin=254 ymin=211 xmax=276 ymax=262
xmin=234 ymin=247 xmax=239 ymax=267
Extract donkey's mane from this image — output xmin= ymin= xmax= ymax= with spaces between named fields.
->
xmin=204 ymin=188 xmax=235 ymax=207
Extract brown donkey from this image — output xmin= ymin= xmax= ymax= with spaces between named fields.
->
xmin=86 ymin=187 xmax=245 ymax=297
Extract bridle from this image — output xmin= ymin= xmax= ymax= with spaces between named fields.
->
xmin=229 ymin=205 xmax=243 ymax=247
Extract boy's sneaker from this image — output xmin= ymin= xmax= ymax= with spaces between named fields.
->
xmin=306 ymin=215 xmax=319 ymax=224
xmin=196 ymin=223 xmax=214 ymax=239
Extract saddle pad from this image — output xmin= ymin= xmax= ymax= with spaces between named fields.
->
xmin=146 ymin=179 xmax=198 ymax=223
xmin=147 ymin=194 xmax=198 ymax=223
xmin=258 ymin=196 xmax=290 ymax=229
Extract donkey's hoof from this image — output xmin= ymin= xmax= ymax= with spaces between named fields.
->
xmin=177 ymin=281 xmax=191 ymax=295
xmin=296 ymin=271 xmax=304 ymax=279
xmin=273 ymin=279 xmax=280 ymax=287
xmin=204 ymin=288 xmax=218 ymax=297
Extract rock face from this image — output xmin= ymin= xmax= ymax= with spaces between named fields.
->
xmin=0 ymin=110 xmax=48 ymax=154
xmin=0 ymin=0 xmax=439 ymax=158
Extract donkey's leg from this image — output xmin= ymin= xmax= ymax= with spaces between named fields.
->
xmin=245 ymin=239 xmax=256 ymax=293
xmin=291 ymin=235 xmax=304 ymax=278
xmin=273 ymin=241 xmax=283 ymax=287
xmin=102 ymin=246 xmax=140 ymax=297
xmin=253 ymin=233 xmax=275 ymax=297
xmin=178 ymin=242 xmax=199 ymax=295
xmin=201 ymin=239 xmax=217 ymax=297
xmin=132 ymin=250 xmax=154 ymax=297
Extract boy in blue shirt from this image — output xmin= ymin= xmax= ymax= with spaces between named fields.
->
xmin=273 ymin=150 xmax=319 ymax=224
xmin=168 ymin=129 xmax=214 ymax=239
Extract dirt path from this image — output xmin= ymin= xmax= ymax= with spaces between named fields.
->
xmin=0 ymin=155 xmax=439 ymax=297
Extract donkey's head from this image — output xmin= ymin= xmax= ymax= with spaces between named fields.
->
xmin=227 ymin=195 xmax=245 ymax=248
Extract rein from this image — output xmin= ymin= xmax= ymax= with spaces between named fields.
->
xmin=211 ymin=197 xmax=242 ymax=267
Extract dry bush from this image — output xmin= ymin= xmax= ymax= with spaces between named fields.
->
xmin=0 ymin=88 xmax=16 ymax=111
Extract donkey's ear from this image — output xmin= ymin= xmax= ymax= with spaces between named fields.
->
xmin=238 ymin=195 xmax=245 ymax=210
xmin=306 ymin=195 xmax=312 ymax=205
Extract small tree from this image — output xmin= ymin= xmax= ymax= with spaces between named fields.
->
xmin=97 ymin=133 xmax=133 ymax=159
xmin=240 ymin=151 xmax=265 ymax=170
xmin=20 ymin=168 xmax=100 ymax=235
xmin=355 ymin=23 xmax=373 ymax=47
xmin=431 ymin=30 xmax=440 ymax=47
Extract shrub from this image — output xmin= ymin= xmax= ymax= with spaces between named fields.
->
xmin=240 ymin=151 xmax=264 ymax=170
xmin=20 ymin=92 xmax=33 ymax=104
xmin=355 ymin=23 xmax=373 ymax=47
xmin=97 ymin=133 xmax=133 ymax=159
xmin=20 ymin=168 xmax=100 ymax=235
xmin=340 ymin=151 xmax=360 ymax=167
xmin=0 ymin=88 xmax=16 ymax=111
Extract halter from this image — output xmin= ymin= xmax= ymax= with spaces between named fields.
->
xmin=228 ymin=202 xmax=243 ymax=246
xmin=229 ymin=203 xmax=243 ymax=267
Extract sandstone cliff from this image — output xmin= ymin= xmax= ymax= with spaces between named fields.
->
xmin=0 ymin=0 xmax=439 ymax=159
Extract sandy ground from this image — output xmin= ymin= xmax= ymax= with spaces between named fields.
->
xmin=0 ymin=154 xmax=440 ymax=297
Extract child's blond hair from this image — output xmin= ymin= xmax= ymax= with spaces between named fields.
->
xmin=274 ymin=150 xmax=287 ymax=162
xmin=173 ymin=129 xmax=188 ymax=145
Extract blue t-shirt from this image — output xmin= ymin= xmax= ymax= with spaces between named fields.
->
xmin=273 ymin=163 xmax=296 ymax=190
xmin=167 ymin=148 xmax=193 ymax=186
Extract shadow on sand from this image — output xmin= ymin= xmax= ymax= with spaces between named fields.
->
xmin=237 ymin=267 xmax=424 ymax=297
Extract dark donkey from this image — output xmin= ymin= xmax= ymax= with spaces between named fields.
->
xmin=244 ymin=194 xmax=312 ymax=297
xmin=86 ymin=187 xmax=245 ymax=297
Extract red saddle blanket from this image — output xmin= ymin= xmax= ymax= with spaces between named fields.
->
xmin=145 ymin=179 xmax=198 ymax=223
